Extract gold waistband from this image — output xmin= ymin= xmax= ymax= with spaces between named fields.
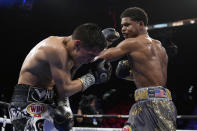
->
xmin=134 ymin=87 xmax=172 ymax=101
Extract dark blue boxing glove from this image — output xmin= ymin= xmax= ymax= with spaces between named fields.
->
xmin=102 ymin=28 xmax=120 ymax=46
xmin=90 ymin=59 xmax=112 ymax=84
xmin=116 ymin=60 xmax=134 ymax=81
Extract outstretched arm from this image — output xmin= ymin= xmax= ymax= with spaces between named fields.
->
xmin=97 ymin=39 xmax=136 ymax=61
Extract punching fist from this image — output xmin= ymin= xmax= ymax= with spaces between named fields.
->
xmin=102 ymin=28 xmax=120 ymax=46
xmin=90 ymin=59 xmax=112 ymax=84
xmin=53 ymin=97 xmax=73 ymax=130
xmin=79 ymin=59 xmax=112 ymax=91
xmin=116 ymin=60 xmax=134 ymax=81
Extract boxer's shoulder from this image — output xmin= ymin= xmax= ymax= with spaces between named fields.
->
xmin=43 ymin=39 xmax=68 ymax=57
xmin=118 ymin=38 xmax=139 ymax=51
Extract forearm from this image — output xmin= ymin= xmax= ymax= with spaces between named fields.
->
xmin=60 ymin=73 xmax=96 ymax=97
xmin=57 ymin=79 xmax=83 ymax=98
xmin=99 ymin=48 xmax=123 ymax=61
xmin=54 ymin=59 xmax=112 ymax=98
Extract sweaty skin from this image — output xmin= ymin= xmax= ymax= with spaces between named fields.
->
xmin=98 ymin=17 xmax=168 ymax=89
xmin=18 ymin=36 xmax=100 ymax=97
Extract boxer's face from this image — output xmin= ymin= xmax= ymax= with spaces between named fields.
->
xmin=121 ymin=17 xmax=140 ymax=38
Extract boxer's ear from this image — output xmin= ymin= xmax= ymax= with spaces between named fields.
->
xmin=74 ymin=40 xmax=82 ymax=50
xmin=138 ymin=21 xmax=144 ymax=26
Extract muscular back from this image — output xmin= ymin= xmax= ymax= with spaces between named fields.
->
xmin=128 ymin=36 xmax=168 ymax=88
xmin=18 ymin=36 xmax=68 ymax=89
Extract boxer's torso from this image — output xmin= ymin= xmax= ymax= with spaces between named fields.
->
xmin=18 ymin=36 xmax=73 ymax=89
xmin=128 ymin=35 xmax=168 ymax=88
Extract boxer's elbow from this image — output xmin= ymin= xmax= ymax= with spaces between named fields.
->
xmin=56 ymin=86 xmax=74 ymax=97
xmin=63 ymin=90 xmax=73 ymax=97
xmin=62 ymin=82 xmax=82 ymax=97
xmin=62 ymin=87 xmax=74 ymax=97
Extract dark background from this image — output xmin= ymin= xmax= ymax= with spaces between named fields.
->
xmin=0 ymin=0 xmax=197 ymax=129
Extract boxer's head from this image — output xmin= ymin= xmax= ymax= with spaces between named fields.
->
xmin=120 ymin=7 xmax=148 ymax=38
xmin=72 ymin=23 xmax=107 ymax=66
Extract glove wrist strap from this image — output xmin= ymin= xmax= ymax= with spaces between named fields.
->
xmin=79 ymin=73 xmax=95 ymax=92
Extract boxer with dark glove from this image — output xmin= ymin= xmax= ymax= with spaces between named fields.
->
xmin=116 ymin=60 xmax=134 ymax=81
xmin=102 ymin=28 xmax=120 ymax=47
xmin=79 ymin=59 xmax=112 ymax=91
xmin=90 ymin=59 xmax=112 ymax=84
xmin=93 ymin=28 xmax=120 ymax=62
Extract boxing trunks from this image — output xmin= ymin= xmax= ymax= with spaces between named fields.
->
xmin=8 ymin=84 xmax=72 ymax=131
xmin=126 ymin=86 xmax=177 ymax=131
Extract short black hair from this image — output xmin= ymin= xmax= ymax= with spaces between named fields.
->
xmin=72 ymin=23 xmax=107 ymax=51
xmin=120 ymin=7 xmax=148 ymax=26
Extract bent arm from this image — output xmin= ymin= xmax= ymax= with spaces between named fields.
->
xmin=48 ymin=48 xmax=83 ymax=98
xmin=50 ymin=64 xmax=83 ymax=98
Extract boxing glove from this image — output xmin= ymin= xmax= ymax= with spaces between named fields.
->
xmin=102 ymin=28 xmax=120 ymax=46
xmin=79 ymin=59 xmax=112 ymax=91
xmin=53 ymin=97 xmax=73 ymax=130
xmin=90 ymin=59 xmax=112 ymax=84
xmin=116 ymin=60 xmax=134 ymax=81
